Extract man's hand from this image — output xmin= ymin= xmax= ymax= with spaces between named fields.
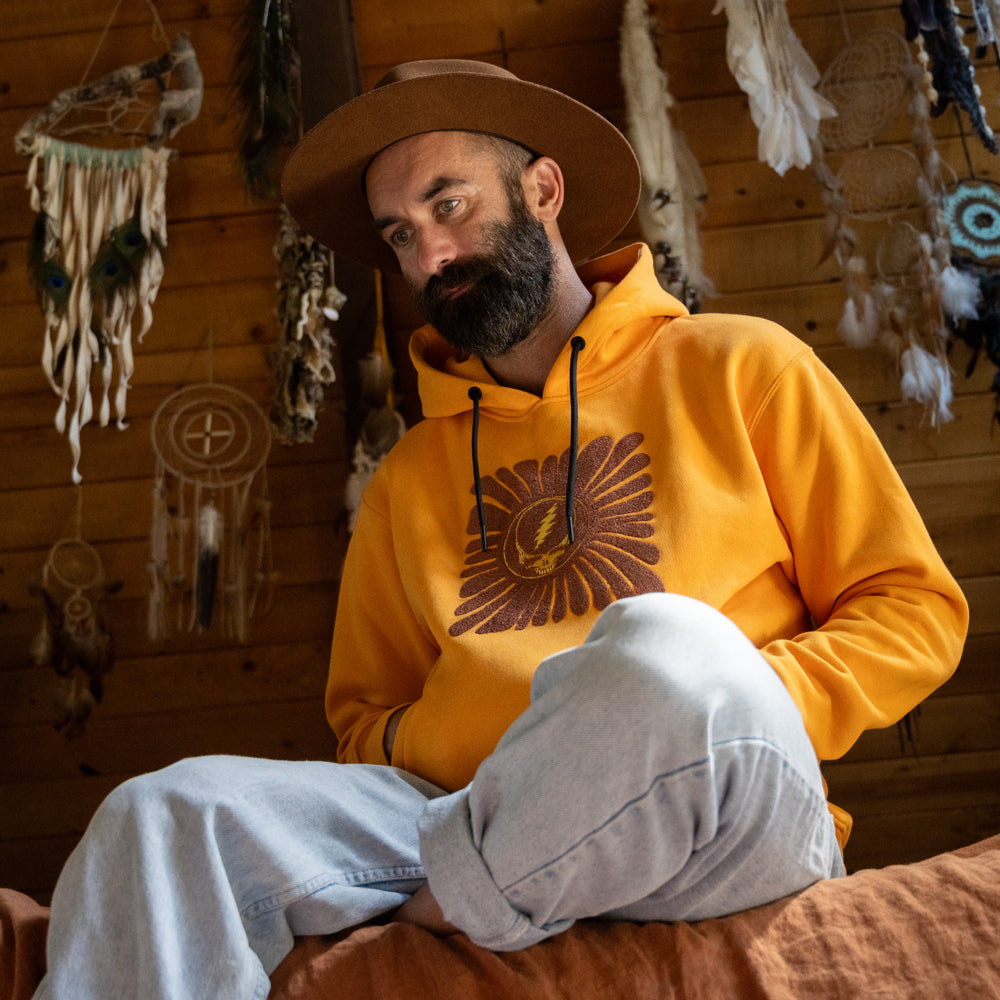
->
xmin=393 ymin=884 xmax=458 ymax=936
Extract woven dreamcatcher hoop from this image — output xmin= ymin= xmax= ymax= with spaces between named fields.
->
xmin=16 ymin=16 xmax=203 ymax=483
xmin=148 ymin=382 xmax=275 ymax=643
xmin=818 ymin=29 xmax=913 ymax=151
xmin=835 ymin=146 xmax=923 ymax=218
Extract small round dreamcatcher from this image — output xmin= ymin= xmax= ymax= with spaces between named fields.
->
xmin=30 ymin=530 xmax=120 ymax=738
xmin=148 ymin=382 xmax=275 ymax=642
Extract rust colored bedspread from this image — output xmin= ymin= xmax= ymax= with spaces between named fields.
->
xmin=4 ymin=834 xmax=999 ymax=999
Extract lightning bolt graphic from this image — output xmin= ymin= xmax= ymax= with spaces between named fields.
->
xmin=534 ymin=502 xmax=559 ymax=549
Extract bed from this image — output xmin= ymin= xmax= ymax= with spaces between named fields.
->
xmin=3 ymin=833 xmax=999 ymax=999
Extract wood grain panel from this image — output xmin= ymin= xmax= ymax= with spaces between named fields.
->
xmin=0 ymin=19 xmax=240 ymax=112
xmin=0 ymin=0 xmax=997 ymax=902
xmin=0 ymin=581 xmax=341 ymax=667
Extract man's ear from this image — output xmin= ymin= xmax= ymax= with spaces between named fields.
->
xmin=523 ymin=157 xmax=565 ymax=223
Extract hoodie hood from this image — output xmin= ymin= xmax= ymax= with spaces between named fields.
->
xmin=410 ymin=244 xmax=689 ymax=420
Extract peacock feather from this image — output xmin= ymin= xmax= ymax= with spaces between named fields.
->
xmin=88 ymin=209 xmax=152 ymax=303
xmin=28 ymin=211 xmax=72 ymax=314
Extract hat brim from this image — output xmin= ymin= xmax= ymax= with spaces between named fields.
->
xmin=281 ymin=71 xmax=640 ymax=274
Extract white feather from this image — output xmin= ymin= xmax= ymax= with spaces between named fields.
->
xmin=940 ymin=265 xmax=981 ymax=321
xmin=714 ymin=0 xmax=835 ymax=174
xmin=900 ymin=345 xmax=953 ymax=426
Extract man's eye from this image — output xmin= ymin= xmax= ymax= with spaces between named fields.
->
xmin=390 ymin=229 xmax=411 ymax=248
xmin=438 ymin=198 xmax=460 ymax=215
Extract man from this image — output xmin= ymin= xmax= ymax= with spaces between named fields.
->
xmin=33 ymin=60 xmax=968 ymax=999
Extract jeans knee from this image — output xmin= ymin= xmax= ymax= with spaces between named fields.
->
xmin=592 ymin=594 xmax=760 ymax=692
xmin=96 ymin=757 xmax=236 ymax=835
xmin=552 ymin=594 xmax=797 ymax=743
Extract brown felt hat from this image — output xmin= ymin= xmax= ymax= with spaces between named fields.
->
xmin=281 ymin=59 xmax=640 ymax=274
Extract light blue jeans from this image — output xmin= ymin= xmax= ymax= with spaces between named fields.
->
xmin=33 ymin=594 xmax=843 ymax=1000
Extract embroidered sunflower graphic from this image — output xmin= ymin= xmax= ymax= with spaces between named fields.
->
xmin=450 ymin=432 xmax=663 ymax=635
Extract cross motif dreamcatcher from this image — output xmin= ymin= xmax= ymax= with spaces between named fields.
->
xmin=15 ymin=6 xmax=203 ymax=483
xmin=148 ymin=380 xmax=276 ymax=643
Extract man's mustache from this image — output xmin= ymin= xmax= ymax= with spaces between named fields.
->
xmin=422 ymin=258 xmax=493 ymax=304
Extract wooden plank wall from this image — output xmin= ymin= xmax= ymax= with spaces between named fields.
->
xmin=0 ymin=0 xmax=997 ymax=903
xmin=0 ymin=0 xmax=350 ymax=901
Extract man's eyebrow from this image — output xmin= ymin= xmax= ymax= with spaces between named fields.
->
xmin=372 ymin=176 xmax=470 ymax=233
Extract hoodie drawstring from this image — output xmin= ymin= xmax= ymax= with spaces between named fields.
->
xmin=467 ymin=337 xmax=585 ymax=552
xmin=566 ymin=336 xmax=586 ymax=543
xmin=468 ymin=387 xmax=489 ymax=551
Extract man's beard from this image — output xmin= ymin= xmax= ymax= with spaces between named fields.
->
xmin=412 ymin=205 xmax=554 ymax=358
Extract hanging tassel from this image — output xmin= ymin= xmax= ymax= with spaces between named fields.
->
xmin=196 ymin=498 xmax=223 ymax=628
xmin=232 ymin=0 xmax=301 ymax=199
xmin=147 ymin=476 xmax=170 ymax=641
xmin=620 ymin=0 xmax=711 ymax=308
xmin=344 ymin=272 xmax=406 ymax=531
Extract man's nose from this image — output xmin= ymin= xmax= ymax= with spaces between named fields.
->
xmin=417 ymin=226 xmax=459 ymax=276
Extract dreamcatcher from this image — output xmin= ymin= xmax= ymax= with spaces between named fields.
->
xmin=620 ymin=0 xmax=711 ymax=310
xmin=270 ymin=206 xmax=345 ymax=443
xmin=938 ymin=155 xmax=1000 ymax=422
xmin=29 ymin=499 xmax=121 ymax=738
xmin=148 ymin=381 xmax=275 ymax=643
xmin=712 ymin=0 xmax=837 ymax=175
xmin=15 ymin=18 xmax=203 ymax=484
xmin=812 ymin=27 xmax=981 ymax=426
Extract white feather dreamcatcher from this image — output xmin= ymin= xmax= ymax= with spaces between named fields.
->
xmin=15 ymin=31 xmax=203 ymax=483
xmin=620 ymin=0 xmax=711 ymax=310
xmin=148 ymin=382 xmax=275 ymax=643
xmin=813 ymin=27 xmax=977 ymax=426
xmin=713 ymin=0 xmax=837 ymax=175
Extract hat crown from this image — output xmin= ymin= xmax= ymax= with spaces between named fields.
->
xmin=282 ymin=59 xmax=639 ymax=273
xmin=375 ymin=59 xmax=517 ymax=89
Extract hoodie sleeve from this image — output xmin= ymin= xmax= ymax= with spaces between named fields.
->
xmin=325 ymin=466 xmax=439 ymax=767
xmin=749 ymin=347 xmax=968 ymax=761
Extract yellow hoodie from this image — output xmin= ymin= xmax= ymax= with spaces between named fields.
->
xmin=327 ymin=244 xmax=968 ymax=846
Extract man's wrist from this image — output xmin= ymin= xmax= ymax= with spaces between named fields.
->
xmin=382 ymin=707 xmax=406 ymax=761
